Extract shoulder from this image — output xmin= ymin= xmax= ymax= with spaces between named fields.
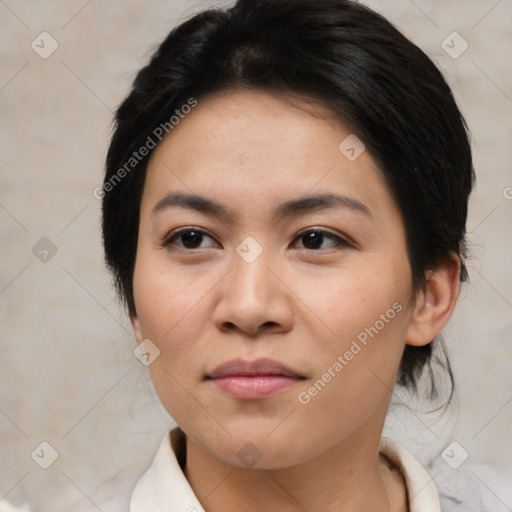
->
xmin=428 ymin=460 xmax=512 ymax=512
xmin=66 ymin=433 xmax=173 ymax=511
xmin=380 ymin=438 xmax=512 ymax=512
xmin=380 ymin=437 xmax=441 ymax=511
xmin=63 ymin=463 xmax=145 ymax=512
xmin=383 ymin=410 xmax=511 ymax=512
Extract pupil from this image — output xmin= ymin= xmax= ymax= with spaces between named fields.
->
xmin=182 ymin=231 xmax=202 ymax=248
xmin=303 ymin=232 xmax=322 ymax=249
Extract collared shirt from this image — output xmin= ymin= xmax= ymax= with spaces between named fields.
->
xmin=41 ymin=427 xmax=510 ymax=511
xmin=129 ymin=428 xmax=442 ymax=511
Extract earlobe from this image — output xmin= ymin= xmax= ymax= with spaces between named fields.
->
xmin=405 ymin=254 xmax=461 ymax=347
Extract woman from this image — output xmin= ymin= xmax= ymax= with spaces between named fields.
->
xmin=98 ymin=0 xmax=481 ymax=510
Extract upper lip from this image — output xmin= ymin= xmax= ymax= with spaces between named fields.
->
xmin=207 ymin=358 xmax=304 ymax=379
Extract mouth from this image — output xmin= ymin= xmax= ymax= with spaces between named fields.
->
xmin=206 ymin=358 xmax=306 ymax=400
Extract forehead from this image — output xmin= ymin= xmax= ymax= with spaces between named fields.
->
xmin=141 ymin=89 xmax=397 ymax=225
xmin=152 ymin=89 xmax=351 ymax=168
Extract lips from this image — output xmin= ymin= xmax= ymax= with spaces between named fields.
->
xmin=207 ymin=358 xmax=303 ymax=379
xmin=207 ymin=358 xmax=305 ymax=400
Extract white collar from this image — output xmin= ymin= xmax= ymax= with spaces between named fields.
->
xmin=130 ymin=429 xmax=441 ymax=512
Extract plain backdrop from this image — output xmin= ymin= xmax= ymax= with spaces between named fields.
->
xmin=1 ymin=0 xmax=511 ymax=510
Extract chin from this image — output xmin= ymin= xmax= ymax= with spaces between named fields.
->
xmin=201 ymin=426 xmax=314 ymax=470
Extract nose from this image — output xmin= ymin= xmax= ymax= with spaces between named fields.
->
xmin=212 ymin=245 xmax=294 ymax=337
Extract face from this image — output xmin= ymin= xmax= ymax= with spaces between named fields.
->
xmin=131 ymin=89 xmax=418 ymax=469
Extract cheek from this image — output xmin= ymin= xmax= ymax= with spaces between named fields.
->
xmin=132 ymin=253 xmax=216 ymax=382
xmin=291 ymin=296 xmax=408 ymax=453
xmin=297 ymin=264 xmax=409 ymax=352
xmin=133 ymin=251 xmax=205 ymax=337
xmin=132 ymin=255 xmax=214 ymax=421
xmin=291 ymin=261 xmax=411 ymax=408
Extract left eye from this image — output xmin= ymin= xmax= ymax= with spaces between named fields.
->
xmin=293 ymin=229 xmax=349 ymax=250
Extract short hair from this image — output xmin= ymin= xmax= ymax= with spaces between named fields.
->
xmin=102 ymin=0 xmax=475 ymax=398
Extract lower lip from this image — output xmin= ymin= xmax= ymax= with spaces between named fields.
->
xmin=210 ymin=375 xmax=303 ymax=399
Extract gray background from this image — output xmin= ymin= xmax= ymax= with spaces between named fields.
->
xmin=1 ymin=0 xmax=511 ymax=510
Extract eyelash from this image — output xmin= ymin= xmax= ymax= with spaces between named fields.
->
xmin=161 ymin=227 xmax=352 ymax=252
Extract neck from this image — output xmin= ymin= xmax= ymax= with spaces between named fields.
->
xmin=183 ymin=422 xmax=405 ymax=512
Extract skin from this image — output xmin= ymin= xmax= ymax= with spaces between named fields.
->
xmin=131 ymin=89 xmax=460 ymax=511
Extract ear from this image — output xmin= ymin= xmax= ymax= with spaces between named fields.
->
xmin=405 ymin=253 xmax=461 ymax=347
xmin=130 ymin=311 xmax=144 ymax=345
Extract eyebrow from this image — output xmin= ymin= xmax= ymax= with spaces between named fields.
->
xmin=151 ymin=191 xmax=372 ymax=221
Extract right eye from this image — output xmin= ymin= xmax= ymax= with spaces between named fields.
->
xmin=162 ymin=227 xmax=220 ymax=250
